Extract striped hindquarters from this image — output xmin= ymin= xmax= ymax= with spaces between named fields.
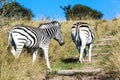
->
xmin=78 ymin=22 xmax=95 ymax=44
xmin=9 ymin=25 xmax=38 ymax=48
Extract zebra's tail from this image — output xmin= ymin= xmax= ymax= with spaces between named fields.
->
xmin=6 ymin=31 xmax=16 ymax=53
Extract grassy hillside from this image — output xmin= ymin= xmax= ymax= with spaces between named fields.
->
xmin=0 ymin=19 xmax=120 ymax=79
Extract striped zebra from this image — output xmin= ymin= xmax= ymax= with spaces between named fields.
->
xmin=71 ymin=22 xmax=95 ymax=63
xmin=7 ymin=21 xmax=64 ymax=70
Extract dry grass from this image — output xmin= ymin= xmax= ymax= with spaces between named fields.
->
xmin=0 ymin=19 xmax=120 ymax=79
xmin=0 ymin=20 xmax=46 ymax=80
xmin=98 ymin=18 xmax=120 ymax=78
xmin=101 ymin=34 xmax=120 ymax=78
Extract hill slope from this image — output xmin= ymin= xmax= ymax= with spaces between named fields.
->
xmin=0 ymin=19 xmax=120 ymax=80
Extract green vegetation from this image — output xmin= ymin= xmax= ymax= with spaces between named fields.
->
xmin=60 ymin=4 xmax=103 ymax=20
xmin=0 ymin=2 xmax=33 ymax=20
xmin=0 ymin=18 xmax=120 ymax=79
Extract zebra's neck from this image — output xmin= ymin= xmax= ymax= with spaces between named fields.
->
xmin=44 ymin=27 xmax=57 ymax=38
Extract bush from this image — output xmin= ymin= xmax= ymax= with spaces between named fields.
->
xmin=60 ymin=4 xmax=103 ymax=20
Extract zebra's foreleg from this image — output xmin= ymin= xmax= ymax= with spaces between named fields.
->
xmin=32 ymin=49 xmax=38 ymax=63
xmin=88 ymin=44 xmax=92 ymax=62
xmin=43 ymin=46 xmax=51 ymax=71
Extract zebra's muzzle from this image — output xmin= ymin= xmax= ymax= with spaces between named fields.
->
xmin=60 ymin=41 xmax=65 ymax=46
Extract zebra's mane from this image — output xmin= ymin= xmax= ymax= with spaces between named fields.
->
xmin=39 ymin=21 xmax=60 ymax=29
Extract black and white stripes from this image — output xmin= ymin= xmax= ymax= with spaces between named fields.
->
xmin=9 ymin=26 xmax=38 ymax=48
xmin=71 ymin=22 xmax=95 ymax=63
xmin=7 ymin=21 xmax=64 ymax=70
xmin=7 ymin=21 xmax=95 ymax=69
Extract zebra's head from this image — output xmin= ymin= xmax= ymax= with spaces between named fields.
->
xmin=53 ymin=21 xmax=64 ymax=46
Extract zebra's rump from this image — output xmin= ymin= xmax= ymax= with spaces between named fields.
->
xmin=77 ymin=22 xmax=89 ymax=28
xmin=9 ymin=25 xmax=38 ymax=48
xmin=79 ymin=27 xmax=94 ymax=44
xmin=71 ymin=22 xmax=95 ymax=45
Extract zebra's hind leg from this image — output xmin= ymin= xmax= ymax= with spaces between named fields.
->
xmin=11 ymin=45 xmax=23 ymax=59
xmin=83 ymin=48 xmax=87 ymax=57
xmin=32 ymin=49 xmax=38 ymax=63
xmin=11 ymin=46 xmax=16 ymax=57
xmin=88 ymin=44 xmax=93 ymax=62
xmin=79 ymin=44 xmax=86 ymax=63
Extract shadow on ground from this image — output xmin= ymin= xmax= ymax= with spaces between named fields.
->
xmin=61 ymin=57 xmax=79 ymax=63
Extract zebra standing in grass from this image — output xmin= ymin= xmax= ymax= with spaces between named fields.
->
xmin=71 ymin=22 xmax=95 ymax=63
xmin=7 ymin=21 xmax=64 ymax=70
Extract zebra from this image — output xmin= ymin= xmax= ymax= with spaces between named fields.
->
xmin=71 ymin=22 xmax=95 ymax=63
xmin=7 ymin=21 xmax=64 ymax=70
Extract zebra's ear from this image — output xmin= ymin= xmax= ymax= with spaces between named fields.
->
xmin=51 ymin=21 xmax=58 ymax=23
xmin=51 ymin=21 xmax=61 ymax=28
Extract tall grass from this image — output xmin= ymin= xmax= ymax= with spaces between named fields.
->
xmin=99 ymin=18 xmax=120 ymax=78
xmin=101 ymin=39 xmax=120 ymax=78
xmin=0 ymin=20 xmax=46 ymax=80
xmin=0 ymin=19 xmax=120 ymax=79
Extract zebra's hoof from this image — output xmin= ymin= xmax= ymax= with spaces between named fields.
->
xmin=78 ymin=60 xmax=83 ymax=63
